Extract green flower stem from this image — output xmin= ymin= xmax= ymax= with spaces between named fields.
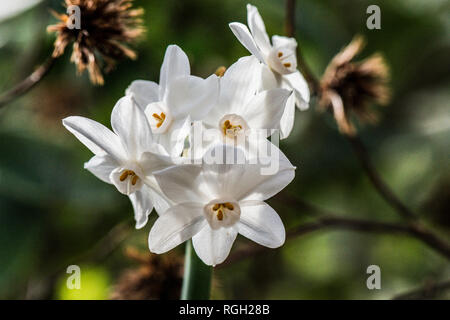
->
xmin=181 ymin=240 xmax=212 ymax=300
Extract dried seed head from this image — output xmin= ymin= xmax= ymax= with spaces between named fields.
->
xmin=319 ymin=35 xmax=390 ymax=135
xmin=47 ymin=0 xmax=145 ymax=85
xmin=110 ymin=247 xmax=183 ymax=300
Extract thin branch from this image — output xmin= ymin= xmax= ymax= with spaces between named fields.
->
xmin=286 ymin=1 xmax=420 ymax=223
xmin=0 ymin=56 xmax=56 ymax=109
xmin=346 ymin=135 xmax=416 ymax=220
xmin=285 ymin=0 xmax=319 ymax=95
xmin=221 ymin=214 xmax=410 ymax=268
xmin=220 ymin=198 xmax=450 ymax=267
xmin=392 ymin=279 xmax=450 ymax=300
xmin=293 ymin=197 xmax=450 ymax=259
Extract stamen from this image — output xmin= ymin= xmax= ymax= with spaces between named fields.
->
xmin=119 ymin=171 xmax=129 ymax=181
xmin=152 ymin=112 xmax=166 ymax=128
xmin=119 ymin=170 xmax=138 ymax=185
xmin=222 ymin=120 xmax=243 ymax=137
xmin=224 ymin=203 xmax=234 ymax=210
xmin=211 ymin=202 xmax=237 ymax=221
xmin=217 ymin=210 xmax=223 ymax=221
xmin=283 ymin=63 xmax=291 ymax=68
xmin=278 ymin=52 xmax=283 ymax=57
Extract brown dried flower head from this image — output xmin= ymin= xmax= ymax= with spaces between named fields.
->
xmin=319 ymin=36 xmax=390 ymax=135
xmin=47 ymin=0 xmax=145 ymax=85
xmin=110 ymin=247 xmax=183 ymax=300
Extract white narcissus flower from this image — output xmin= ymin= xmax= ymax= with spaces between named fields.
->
xmin=63 ymin=95 xmax=174 ymax=229
xmin=126 ymin=45 xmax=219 ymax=157
xmin=229 ymin=4 xmax=310 ymax=139
xmin=201 ymin=55 xmax=291 ymax=151
xmin=149 ymin=145 xmax=295 ymax=266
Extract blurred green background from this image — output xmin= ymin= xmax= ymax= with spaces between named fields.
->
xmin=0 ymin=0 xmax=449 ymax=299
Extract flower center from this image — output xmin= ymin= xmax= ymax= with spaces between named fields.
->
xmin=277 ymin=51 xmax=292 ymax=68
xmin=204 ymin=199 xmax=241 ymax=229
xmin=222 ymin=120 xmax=242 ymax=137
xmin=152 ymin=112 xmax=166 ymax=128
xmin=119 ymin=169 xmax=139 ymax=186
xmin=268 ymin=47 xmax=297 ymax=75
xmin=212 ymin=202 xmax=235 ymax=221
xmin=219 ymin=114 xmax=249 ymax=140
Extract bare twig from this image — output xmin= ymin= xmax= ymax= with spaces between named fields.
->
xmin=286 ymin=1 xmax=425 ymax=224
xmin=220 ymin=197 xmax=450 ymax=267
xmin=293 ymin=197 xmax=450 ymax=259
xmin=346 ymin=135 xmax=416 ymax=220
xmin=392 ymin=279 xmax=450 ymax=300
xmin=0 ymin=56 xmax=56 ymax=109
xmin=285 ymin=0 xmax=319 ymax=95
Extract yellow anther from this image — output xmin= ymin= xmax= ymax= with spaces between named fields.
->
xmin=278 ymin=52 xmax=283 ymax=57
xmin=119 ymin=170 xmax=138 ymax=185
xmin=283 ymin=62 xmax=291 ymax=68
xmin=217 ymin=210 xmax=223 ymax=221
xmin=211 ymin=202 xmax=235 ymax=221
xmin=224 ymin=203 xmax=234 ymax=210
xmin=222 ymin=120 xmax=242 ymax=137
xmin=152 ymin=112 xmax=166 ymax=128
xmin=215 ymin=66 xmax=226 ymax=77
xmin=119 ymin=170 xmax=130 ymax=181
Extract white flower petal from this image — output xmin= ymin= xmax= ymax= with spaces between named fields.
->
xmin=154 ymin=146 xmax=244 ymax=204
xmin=271 ymin=35 xmax=298 ymax=51
xmin=139 ymin=151 xmax=174 ymax=176
xmin=282 ymin=71 xmax=310 ymax=110
xmin=229 ymin=22 xmax=265 ymax=63
xmin=62 ymin=116 xmax=124 ymax=161
xmin=155 ymin=117 xmax=192 ymax=158
xmin=125 ymin=80 xmax=160 ymax=110
xmin=111 ymin=95 xmax=153 ymax=158
xmin=247 ymin=4 xmax=271 ymax=56
xmin=238 ymin=201 xmax=285 ymax=248
xmin=164 ymin=74 xmax=219 ymax=120
xmin=148 ymin=202 xmax=206 ymax=253
xmin=279 ymin=91 xmax=296 ymax=139
xmin=153 ymin=164 xmax=209 ymax=204
xmin=203 ymin=57 xmax=262 ymax=127
xmin=207 ymin=143 xmax=294 ymax=201
xmin=129 ymin=185 xmax=154 ymax=229
xmin=220 ymin=56 xmax=262 ymax=112
xmin=242 ymin=88 xmax=291 ymax=131
xmin=148 ymin=187 xmax=171 ymax=216
xmin=260 ymin=64 xmax=279 ymax=90
xmin=242 ymin=149 xmax=295 ymax=201
xmin=159 ymin=45 xmax=190 ymax=97
xmin=84 ymin=154 xmax=118 ymax=184
xmin=192 ymin=225 xmax=238 ymax=266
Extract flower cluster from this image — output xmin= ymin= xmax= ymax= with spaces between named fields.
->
xmin=63 ymin=4 xmax=309 ymax=266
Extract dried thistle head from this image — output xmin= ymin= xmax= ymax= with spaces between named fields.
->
xmin=319 ymin=36 xmax=390 ymax=135
xmin=110 ymin=247 xmax=183 ymax=300
xmin=47 ymin=0 xmax=145 ymax=85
